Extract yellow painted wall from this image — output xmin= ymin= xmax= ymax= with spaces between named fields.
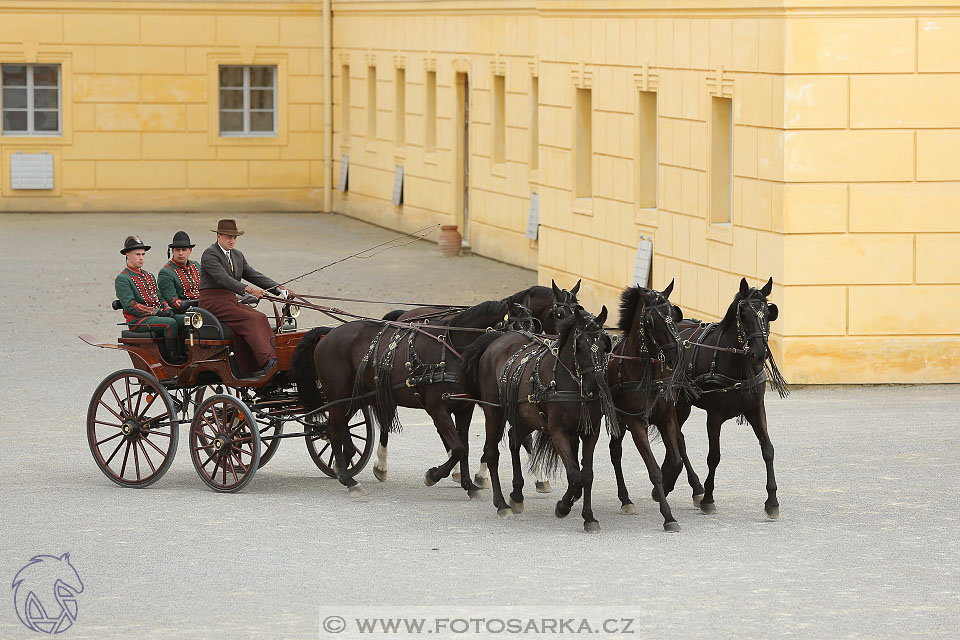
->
xmin=0 ymin=0 xmax=325 ymax=212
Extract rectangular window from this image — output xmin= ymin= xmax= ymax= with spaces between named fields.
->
xmin=636 ymin=90 xmax=657 ymax=209
xmin=1 ymin=64 xmax=61 ymax=136
xmin=575 ymin=87 xmax=592 ymax=198
xmin=425 ymin=71 xmax=437 ymax=152
xmin=493 ymin=74 xmax=505 ymax=164
xmin=395 ymin=67 xmax=405 ymax=147
xmin=219 ymin=65 xmax=276 ymax=136
xmin=367 ymin=66 xmax=377 ymax=140
xmin=530 ymin=77 xmax=539 ymax=171
xmin=341 ymin=64 xmax=350 ymax=138
xmin=710 ymin=96 xmax=733 ymax=224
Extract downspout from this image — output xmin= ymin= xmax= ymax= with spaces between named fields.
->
xmin=323 ymin=0 xmax=333 ymax=212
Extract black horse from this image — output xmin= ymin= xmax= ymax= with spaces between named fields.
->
xmin=665 ymin=277 xmax=787 ymax=518
xmin=461 ymin=306 xmax=617 ymax=532
xmin=292 ymin=299 xmax=512 ymax=496
xmin=606 ymin=282 xmax=689 ymax=532
xmin=371 ymin=281 xmax=582 ymax=487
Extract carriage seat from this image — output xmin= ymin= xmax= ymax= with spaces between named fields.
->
xmin=111 ymin=299 xmax=231 ymax=340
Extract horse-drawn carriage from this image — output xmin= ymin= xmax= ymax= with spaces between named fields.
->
xmin=79 ymin=295 xmax=374 ymax=492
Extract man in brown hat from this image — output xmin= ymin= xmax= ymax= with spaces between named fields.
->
xmin=199 ymin=219 xmax=294 ymax=377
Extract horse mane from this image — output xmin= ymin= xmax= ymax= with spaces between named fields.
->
xmin=617 ymin=286 xmax=643 ymax=333
xmin=719 ymin=291 xmax=747 ymax=330
xmin=446 ymin=299 xmax=506 ymax=327
xmin=502 ymin=285 xmax=551 ymax=306
xmin=555 ymin=312 xmax=577 ymax=349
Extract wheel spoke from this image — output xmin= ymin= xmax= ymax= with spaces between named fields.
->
xmin=200 ymin=450 xmax=217 ymax=469
xmin=124 ymin=376 xmax=133 ymax=414
xmin=142 ymin=433 xmax=167 ymax=456
xmin=94 ymin=420 xmax=123 ymax=429
xmin=221 ymin=458 xmax=227 ymax=485
xmin=212 ymin=403 xmax=223 ymax=430
xmin=137 ymin=391 xmax=158 ymax=421
xmin=137 ymin=439 xmax=156 ymax=473
xmin=132 ymin=439 xmax=141 ymax=480
xmin=98 ymin=399 xmax=125 ymax=423
xmin=142 ymin=429 xmax=171 ymax=439
xmin=119 ymin=441 xmax=131 ymax=478
xmin=105 ymin=438 xmax=126 ymax=465
xmin=208 ymin=454 xmax=222 ymax=478
xmin=200 ymin=413 xmax=218 ymax=434
xmin=96 ymin=432 xmax=124 ymax=447
xmin=325 ymin=449 xmax=335 ymax=469
xmin=351 ymin=432 xmax=368 ymax=443
xmin=227 ymin=455 xmax=239 ymax=484
xmin=231 ymin=452 xmax=249 ymax=474
xmin=109 ymin=383 xmax=126 ymax=416
xmin=133 ymin=384 xmax=145 ymax=418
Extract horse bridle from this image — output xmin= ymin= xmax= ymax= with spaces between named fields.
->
xmin=624 ymin=295 xmax=683 ymax=365
xmin=736 ymin=293 xmax=773 ymax=355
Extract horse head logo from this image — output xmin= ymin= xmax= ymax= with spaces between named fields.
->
xmin=12 ymin=553 xmax=84 ymax=634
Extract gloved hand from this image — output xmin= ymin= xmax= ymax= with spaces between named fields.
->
xmin=156 ymin=308 xmax=175 ymax=318
xmin=175 ymin=300 xmax=191 ymax=313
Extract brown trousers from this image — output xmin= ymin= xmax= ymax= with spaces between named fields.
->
xmin=199 ymin=289 xmax=276 ymax=370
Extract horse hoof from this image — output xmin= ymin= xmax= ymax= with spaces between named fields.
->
xmin=347 ymin=484 xmax=367 ymax=497
xmin=468 ymin=488 xmax=483 ymax=500
xmin=372 ymin=466 xmax=387 ymax=482
xmin=700 ymin=502 xmax=717 ymax=515
xmin=535 ymin=481 xmax=552 ymax=493
xmin=620 ymin=503 xmax=640 ymax=516
xmin=497 ymin=508 xmax=512 ymax=519
xmin=765 ymin=505 xmax=780 ymax=520
xmin=555 ymin=504 xmax=571 ymax=519
xmin=509 ymin=499 xmax=524 ymax=514
xmin=663 ymin=521 xmax=681 ymax=533
xmin=424 ymin=471 xmax=438 ymax=487
xmin=473 ymin=474 xmax=489 ymax=489
xmin=692 ymin=493 xmax=704 ymax=506
xmin=583 ymin=521 xmax=601 ymax=534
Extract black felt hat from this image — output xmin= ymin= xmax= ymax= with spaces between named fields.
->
xmin=168 ymin=231 xmax=195 ymax=249
xmin=121 ymin=235 xmax=151 ymax=255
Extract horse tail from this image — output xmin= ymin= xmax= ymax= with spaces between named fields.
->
xmin=459 ymin=331 xmax=503 ymax=398
xmin=529 ymin=430 xmax=561 ymax=478
xmin=291 ymin=326 xmax=332 ymax=411
xmin=381 ymin=309 xmax=405 ymax=322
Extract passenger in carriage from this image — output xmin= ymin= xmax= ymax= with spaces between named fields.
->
xmin=115 ymin=236 xmax=188 ymax=364
xmin=158 ymin=230 xmax=200 ymax=311
xmin=199 ymin=219 xmax=295 ymax=378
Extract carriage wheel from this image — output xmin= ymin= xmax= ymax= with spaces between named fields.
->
xmin=305 ymin=407 xmax=374 ymax=478
xmin=190 ymin=394 xmax=261 ymax=492
xmin=87 ymin=369 xmax=179 ymax=488
xmin=256 ymin=419 xmax=283 ymax=468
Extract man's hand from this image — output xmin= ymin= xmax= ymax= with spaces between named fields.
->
xmin=156 ymin=308 xmax=175 ymax=318
xmin=279 ymin=287 xmax=295 ymax=299
xmin=245 ymin=285 xmax=264 ymax=299
xmin=175 ymin=300 xmax=191 ymax=313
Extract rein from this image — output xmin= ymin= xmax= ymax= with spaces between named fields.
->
xmin=295 ymin=293 xmax=469 ymax=309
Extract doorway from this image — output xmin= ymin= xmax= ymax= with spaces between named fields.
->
xmin=455 ymin=72 xmax=470 ymax=246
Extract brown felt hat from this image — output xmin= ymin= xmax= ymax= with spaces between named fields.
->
xmin=211 ymin=219 xmax=245 ymax=236
xmin=121 ymin=235 xmax=151 ymax=255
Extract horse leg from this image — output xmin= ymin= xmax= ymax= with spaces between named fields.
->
xmin=580 ymin=428 xmax=601 ymax=533
xmin=660 ymin=402 xmax=692 ymax=497
xmin=699 ymin=413 xmax=724 ymax=514
xmin=372 ymin=427 xmax=389 ymax=482
xmin=422 ymin=407 xmax=465 ymax=487
xmin=745 ymin=403 xmax=779 ymax=519
xmin=482 ymin=408 xmax=510 ymax=518
xmin=474 ymin=456 xmax=490 ymax=489
xmin=552 ymin=428 xmax=582 ymax=520
xmin=523 ymin=432 xmax=551 ymax=493
xmin=507 ymin=426 xmax=525 ymax=513
xmin=677 ymin=429 xmax=705 ymax=505
xmin=453 ymin=405 xmax=482 ymax=498
xmin=327 ymin=406 xmax=364 ymax=495
xmin=609 ymin=422 xmax=638 ymax=515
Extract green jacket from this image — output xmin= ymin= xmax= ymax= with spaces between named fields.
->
xmin=158 ymin=259 xmax=201 ymax=307
xmin=115 ymin=267 xmax=169 ymax=326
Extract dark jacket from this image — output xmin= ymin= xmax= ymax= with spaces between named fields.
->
xmin=199 ymin=243 xmax=279 ymax=295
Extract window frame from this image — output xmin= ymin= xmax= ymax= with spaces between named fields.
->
xmin=1 ymin=63 xmax=62 ymax=137
xmin=218 ymin=64 xmax=278 ymax=138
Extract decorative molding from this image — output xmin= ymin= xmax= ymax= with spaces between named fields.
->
xmin=22 ymin=40 xmax=38 ymax=64
xmin=424 ymin=51 xmax=437 ymax=72
xmin=238 ymin=43 xmax=255 ymax=65
xmin=364 ymin=49 xmax=376 ymax=66
xmin=707 ymin=64 xmax=734 ymax=98
xmin=338 ymin=50 xmax=350 ymax=67
xmin=451 ymin=57 xmax=469 ymax=74
xmin=633 ymin=61 xmax=659 ymax=92
xmin=490 ymin=52 xmax=506 ymax=76
xmin=393 ymin=52 xmax=406 ymax=69
xmin=528 ymin=55 xmax=539 ymax=78
xmin=572 ymin=61 xmax=593 ymax=89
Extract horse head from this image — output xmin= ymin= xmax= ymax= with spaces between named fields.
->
xmin=549 ymin=279 xmax=583 ymax=332
xmin=628 ymin=280 xmax=684 ymax=370
xmin=736 ymin=277 xmax=779 ymax=363
xmin=564 ymin=305 xmax=611 ymax=399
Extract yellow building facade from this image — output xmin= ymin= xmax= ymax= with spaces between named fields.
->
xmin=1 ymin=0 xmax=958 ymax=383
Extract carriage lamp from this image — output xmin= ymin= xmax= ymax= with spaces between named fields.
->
xmin=283 ymin=303 xmax=301 ymax=319
xmin=187 ymin=311 xmax=204 ymax=329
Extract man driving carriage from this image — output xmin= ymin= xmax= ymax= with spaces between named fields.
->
xmin=115 ymin=236 xmax=188 ymax=364
xmin=158 ymin=231 xmax=200 ymax=311
xmin=199 ymin=219 xmax=294 ymax=378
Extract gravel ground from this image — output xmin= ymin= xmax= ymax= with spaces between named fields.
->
xmin=1 ymin=212 xmax=958 ymax=639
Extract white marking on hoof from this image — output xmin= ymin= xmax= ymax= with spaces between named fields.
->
xmin=583 ymin=521 xmax=601 ymax=533
xmin=535 ymin=481 xmax=552 ymax=494
xmin=692 ymin=493 xmax=704 ymax=507
xmin=497 ymin=508 xmax=512 ymax=519
xmin=509 ymin=498 xmax=524 ymax=514
xmin=373 ymin=444 xmax=388 ymax=475
xmin=372 ymin=466 xmax=387 ymax=482
xmin=620 ymin=503 xmax=640 ymax=515
xmin=424 ymin=471 xmax=438 ymax=487
xmin=347 ymin=484 xmax=367 ymax=497
xmin=451 ymin=470 xmax=461 ymax=483
xmin=473 ymin=474 xmax=489 ymax=489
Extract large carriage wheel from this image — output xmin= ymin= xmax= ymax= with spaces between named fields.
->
xmin=190 ymin=394 xmax=261 ymax=492
xmin=87 ymin=369 xmax=179 ymax=488
xmin=305 ymin=407 xmax=374 ymax=478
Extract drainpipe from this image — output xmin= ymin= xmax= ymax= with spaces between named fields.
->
xmin=323 ymin=0 xmax=333 ymax=213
